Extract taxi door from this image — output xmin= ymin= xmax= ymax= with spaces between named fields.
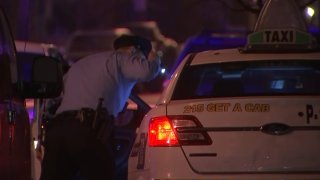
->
xmin=113 ymin=93 xmax=153 ymax=179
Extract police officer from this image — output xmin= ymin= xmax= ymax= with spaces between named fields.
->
xmin=40 ymin=35 xmax=161 ymax=180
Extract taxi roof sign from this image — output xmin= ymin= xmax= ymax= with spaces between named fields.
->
xmin=248 ymin=29 xmax=314 ymax=44
xmin=244 ymin=0 xmax=317 ymax=52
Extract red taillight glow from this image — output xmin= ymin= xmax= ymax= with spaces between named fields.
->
xmin=148 ymin=115 xmax=212 ymax=147
xmin=148 ymin=116 xmax=179 ymax=147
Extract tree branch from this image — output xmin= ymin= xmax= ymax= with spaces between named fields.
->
xmin=237 ymin=0 xmax=261 ymax=14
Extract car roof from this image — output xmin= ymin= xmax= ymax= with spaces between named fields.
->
xmin=70 ymin=28 xmax=132 ymax=37
xmin=189 ymin=48 xmax=320 ymax=66
xmin=64 ymin=28 xmax=132 ymax=61
xmin=123 ymin=21 xmax=163 ymax=41
xmin=15 ymin=40 xmax=58 ymax=55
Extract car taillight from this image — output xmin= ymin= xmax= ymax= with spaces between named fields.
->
xmin=149 ymin=116 xmax=179 ymax=147
xmin=148 ymin=115 xmax=212 ymax=147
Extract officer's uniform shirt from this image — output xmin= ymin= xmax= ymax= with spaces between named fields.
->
xmin=56 ymin=50 xmax=160 ymax=117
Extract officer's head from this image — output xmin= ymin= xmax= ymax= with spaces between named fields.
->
xmin=113 ymin=35 xmax=152 ymax=58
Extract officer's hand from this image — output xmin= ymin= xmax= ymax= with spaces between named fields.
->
xmin=35 ymin=145 xmax=44 ymax=162
xmin=148 ymin=49 xmax=162 ymax=61
xmin=148 ymin=49 xmax=157 ymax=60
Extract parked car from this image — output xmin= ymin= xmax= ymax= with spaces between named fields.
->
xmin=127 ymin=0 xmax=320 ymax=179
xmin=64 ymin=28 xmax=132 ymax=62
xmin=0 ymin=8 xmax=32 ymax=180
xmin=0 ymin=8 xmax=36 ymax=180
xmin=15 ymin=40 xmax=68 ymax=180
xmin=0 ymin=7 xmax=63 ymax=180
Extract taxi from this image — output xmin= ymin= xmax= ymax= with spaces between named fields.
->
xmin=127 ymin=0 xmax=320 ymax=179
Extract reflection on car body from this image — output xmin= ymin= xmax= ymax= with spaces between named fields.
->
xmin=127 ymin=0 xmax=320 ymax=179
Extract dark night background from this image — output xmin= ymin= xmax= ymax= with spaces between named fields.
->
xmin=0 ymin=0 xmax=319 ymax=47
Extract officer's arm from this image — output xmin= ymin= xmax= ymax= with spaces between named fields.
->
xmin=120 ymin=51 xmax=161 ymax=81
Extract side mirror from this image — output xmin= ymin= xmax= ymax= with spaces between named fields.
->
xmin=17 ymin=56 xmax=63 ymax=98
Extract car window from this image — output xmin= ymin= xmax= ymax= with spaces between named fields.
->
xmin=16 ymin=52 xmax=42 ymax=82
xmin=172 ymin=60 xmax=320 ymax=100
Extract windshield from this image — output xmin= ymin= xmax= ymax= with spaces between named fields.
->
xmin=172 ymin=60 xmax=320 ymax=100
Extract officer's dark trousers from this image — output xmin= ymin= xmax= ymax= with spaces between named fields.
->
xmin=40 ymin=114 xmax=115 ymax=180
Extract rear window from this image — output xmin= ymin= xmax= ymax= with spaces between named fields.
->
xmin=172 ymin=60 xmax=320 ymax=100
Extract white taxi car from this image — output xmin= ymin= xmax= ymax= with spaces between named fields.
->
xmin=128 ymin=0 xmax=320 ymax=179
